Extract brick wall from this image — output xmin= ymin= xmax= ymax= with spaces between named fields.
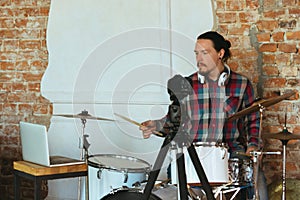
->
xmin=215 ymin=0 xmax=300 ymax=184
xmin=0 ymin=0 xmax=51 ymax=199
xmin=0 ymin=0 xmax=300 ymax=199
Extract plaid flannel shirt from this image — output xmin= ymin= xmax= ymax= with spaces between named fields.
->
xmin=157 ymin=70 xmax=260 ymax=153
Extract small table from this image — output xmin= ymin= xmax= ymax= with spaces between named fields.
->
xmin=13 ymin=161 xmax=88 ymax=200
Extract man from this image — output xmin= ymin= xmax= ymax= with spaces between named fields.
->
xmin=140 ymin=31 xmax=268 ymax=200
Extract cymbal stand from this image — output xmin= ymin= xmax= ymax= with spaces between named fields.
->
xmin=252 ymin=103 xmax=265 ymax=200
xmin=279 ymin=127 xmax=290 ymax=200
xmin=78 ymin=114 xmax=90 ymax=200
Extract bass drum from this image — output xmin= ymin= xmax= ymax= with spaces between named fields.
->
xmin=101 ymin=184 xmax=186 ymax=200
xmin=101 ymin=188 xmax=160 ymax=200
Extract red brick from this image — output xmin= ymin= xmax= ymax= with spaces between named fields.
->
xmin=28 ymin=83 xmax=40 ymax=92
xmin=289 ymin=8 xmax=300 ymax=15
xmin=216 ymin=0 xmax=225 ymax=10
xmin=33 ymin=104 xmax=50 ymax=115
xmin=264 ymin=78 xmax=286 ymax=88
xmin=0 ymin=61 xmax=15 ymax=70
xmin=275 ymin=53 xmax=291 ymax=65
xmin=283 ymin=0 xmax=297 ymax=7
xmin=263 ymin=66 xmax=279 ymax=76
xmin=14 ymin=8 xmax=39 ymax=18
xmin=263 ymin=0 xmax=278 ymax=8
xmin=286 ymin=31 xmax=300 ymax=40
xmin=23 ymin=72 xmax=43 ymax=82
xmin=272 ymin=32 xmax=284 ymax=42
xmin=19 ymin=104 xmax=33 ymax=114
xmin=278 ymin=43 xmax=297 ymax=53
xmin=286 ymin=79 xmax=300 ymax=87
xmin=262 ymin=54 xmax=276 ymax=64
xmin=39 ymin=7 xmax=50 ymax=16
xmin=257 ymin=33 xmax=271 ymax=42
xmin=19 ymin=40 xmax=41 ymax=50
xmin=256 ymin=20 xmax=278 ymax=31
xmin=245 ymin=0 xmax=259 ymax=9
xmin=0 ymin=8 xmax=14 ymax=17
xmin=0 ymin=18 xmax=14 ymax=29
xmin=3 ymin=40 xmax=19 ymax=52
xmin=279 ymin=20 xmax=297 ymax=29
xmin=259 ymin=43 xmax=277 ymax=52
xmin=225 ymin=0 xmax=246 ymax=10
xmin=228 ymin=24 xmax=251 ymax=35
xmin=217 ymin=12 xmax=237 ymax=23
xmin=293 ymin=54 xmax=300 ymax=64
xmin=11 ymin=83 xmax=27 ymax=91
xmin=263 ymin=10 xmax=285 ymax=18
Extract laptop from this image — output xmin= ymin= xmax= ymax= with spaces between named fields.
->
xmin=19 ymin=121 xmax=85 ymax=167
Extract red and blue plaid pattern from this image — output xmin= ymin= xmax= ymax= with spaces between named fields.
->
xmin=156 ymin=70 xmax=260 ymax=153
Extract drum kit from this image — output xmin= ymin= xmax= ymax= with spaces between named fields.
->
xmin=53 ymin=91 xmax=297 ymax=200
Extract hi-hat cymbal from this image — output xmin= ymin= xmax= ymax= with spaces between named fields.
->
xmin=54 ymin=110 xmax=114 ymax=121
xmin=228 ymin=91 xmax=295 ymax=121
xmin=263 ymin=129 xmax=300 ymax=141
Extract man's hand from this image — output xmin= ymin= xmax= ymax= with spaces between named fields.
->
xmin=139 ymin=120 xmax=157 ymax=139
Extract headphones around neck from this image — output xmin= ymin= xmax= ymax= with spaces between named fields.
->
xmin=199 ymin=64 xmax=231 ymax=86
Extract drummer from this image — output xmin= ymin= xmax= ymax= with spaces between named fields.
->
xmin=140 ymin=31 xmax=268 ymax=200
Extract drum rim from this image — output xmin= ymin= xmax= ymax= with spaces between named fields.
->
xmin=101 ymin=188 xmax=161 ymax=200
xmin=88 ymin=154 xmax=151 ymax=173
xmin=193 ymin=141 xmax=227 ymax=147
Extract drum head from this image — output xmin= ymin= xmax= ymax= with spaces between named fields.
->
xmin=101 ymin=190 xmax=160 ymax=200
xmin=88 ymin=154 xmax=151 ymax=173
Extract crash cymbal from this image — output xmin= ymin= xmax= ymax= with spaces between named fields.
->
xmin=54 ymin=110 xmax=114 ymax=121
xmin=263 ymin=129 xmax=300 ymax=141
xmin=228 ymin=91 xmax=295 ymax=121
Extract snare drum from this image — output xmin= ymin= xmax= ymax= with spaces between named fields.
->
xmin=88 ymin=154 xmax=151 ymax=200
xmin=170 ymin=142 xmax=229 ymax=185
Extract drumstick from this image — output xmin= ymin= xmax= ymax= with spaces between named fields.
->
xmin=114 ymin=113 xmax=164 ymax=137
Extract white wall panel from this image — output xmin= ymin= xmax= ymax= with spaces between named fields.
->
xmin=42 ymin=0 xmax=215 ymax=199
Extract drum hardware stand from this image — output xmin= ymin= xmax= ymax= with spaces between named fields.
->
xmin=54 ymin=110 xmax=116 ymax=200
xmin=252 ymin=103 xmax=265 ymax=200
xmin=78 ymin=110 xmax=91 ymax=200
xmin=143 ymin=75 xmax=215 ymax=200
xmin=262 ymin=112 xmax=298 ymax=200
xmin=227 ymin=92 xmax=295 ymax=200
xmin=277 ymin=113 xmax=291 ymax=200
xmin=280 ymin=135 xmax=288 ymax=200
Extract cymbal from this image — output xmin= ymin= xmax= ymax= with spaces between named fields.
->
xmin=263 ymin=129 xmax=300 ymax=141
xmin=54 ymin=110 xmax=114 ymax=121
xmin=228 ymin=91 xmax=295 ymax=121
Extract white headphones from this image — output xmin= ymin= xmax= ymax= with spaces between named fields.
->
xmin=199 ymin=64 xmax=231 ymax=86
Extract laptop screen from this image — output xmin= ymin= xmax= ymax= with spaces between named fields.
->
xmin=19 ymin=121 xmax=51 ymax=166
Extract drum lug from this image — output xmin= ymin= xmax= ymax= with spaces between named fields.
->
xmin=97 ymin=169 xmax=103 ymax=179
xmin=123 ymin=171 xmax=128 ymax=183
